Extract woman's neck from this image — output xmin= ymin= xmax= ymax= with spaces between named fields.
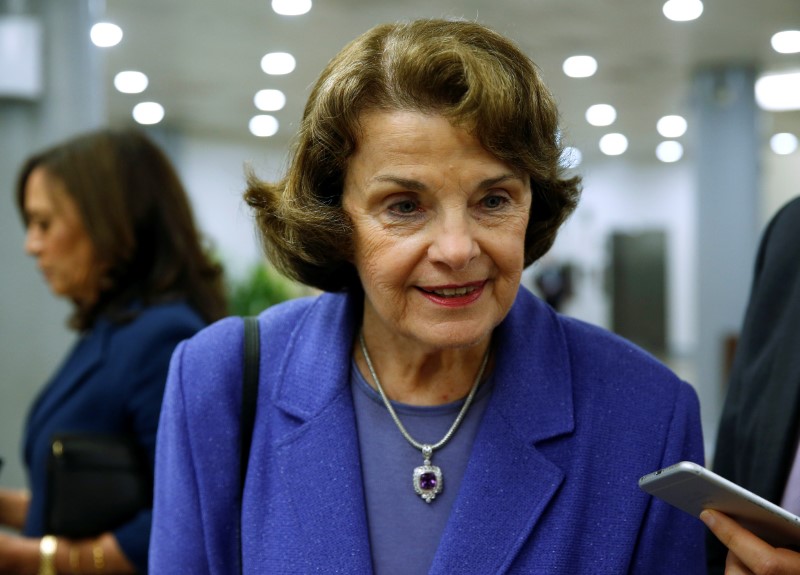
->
xmin=354 ymin=332 xmax=492 ymax=406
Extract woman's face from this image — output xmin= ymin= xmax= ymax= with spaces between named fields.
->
xmin=23 ymin=167 xmax=101 ymax=305
xmin=343 ymin=110 xmax=532 ymax=352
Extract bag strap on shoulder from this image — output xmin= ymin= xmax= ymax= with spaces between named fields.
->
xmin=239 ymin=316 xmax=260 ymax=572
xmin=240 ymin=316 xmax=260 ymax=488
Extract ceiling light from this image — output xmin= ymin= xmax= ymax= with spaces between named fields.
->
xmin=562 ymin=55 xmax=597 ymax=78
xmin=114 ymin=71 xmax=148 ymax=94
xmin=90 ymin=22 xmax=122 ymax=47
xmin=755 ymin=71 xmax=800 ymax=111
xmin=771 ymin=30 xmax=800 ymax=54
xmin=586 ymin=104 xmax=617 ymax=126
xmin=261 ymin=52 xmax=296 ymax=75
xmin=599 ymin=133 xmax=628 ymax=156
xmin=132 ymin=102 xmax=164 ymax=125
xmin=656 ymin=141 xmax=684 ymax=163
xmin=560 ymin=146 xmax=582 ymax=169
xmin=250 ymin=114 xmax=279 ymax=137
xmin=662 ymin=0 xmax=703 ymax=22
xmin=272 ymin=0 xmax=312 ymax=16
xmin=657 ymin=115 xmax=687 ymax=138
xmin=770 ymin=133 xmax=798 ymax=155
xmin=254 ymin=89 xmax=286 ymax=111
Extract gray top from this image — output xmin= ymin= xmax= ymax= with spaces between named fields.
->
xmin=351 ymin=361 xmax=494 ymax=575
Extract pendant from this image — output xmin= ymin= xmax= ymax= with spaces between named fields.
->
xmin=413 ymin=445 xmax=443 ymax=503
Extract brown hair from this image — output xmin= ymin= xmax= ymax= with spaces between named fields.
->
xmin=17 ymin=128 xmax=227 ymax=330
xmin=244 ymin=18 xmax=581 ymax=292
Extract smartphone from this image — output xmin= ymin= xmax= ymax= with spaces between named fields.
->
xmin=639 ymin=461 xmax=800 ymax=546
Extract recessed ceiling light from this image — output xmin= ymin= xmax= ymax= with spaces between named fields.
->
xmin=562 ymin=55 xmax=597 ymax=78
xmin=662 ymin=0 xmax=703 ymax=22
xmin=599 ymin=133 xmax=628 ymax=156
xmin=132 ymin=102 xmax=164 ymax=125
xmin=770 ymin=133 xmax=798 ymax=155
xmin=90 ymin=22 xmax=122 ymax=47
xmin=771 ymin=30 xmax=800 ymax=54
xmin=656 ymin=141 xmax=684 ymax=163
xmin=261 ymin=52 xmax=296 ymax=75
xmin=272 ymin=0 xmax=312 ymax=16
xmin=250 ymin=114 xmax=279 ymax=137
xmin=755 ymin=71 xmax=800 ymax=111
xmin=657 ymin=115 xmax=687 ymax=138
xmin=114 ymin=71 xmax=148 ymax=94
xmin=254 ymin=89 xmax=286 ymax=111
xmin=586 ymin=104 xmax=616 ymax=127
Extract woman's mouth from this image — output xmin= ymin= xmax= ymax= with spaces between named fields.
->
xmin=417 ymin=281 xmax=486 ymax=306
xmin=428 ymin=285 xmax=477 ymax=297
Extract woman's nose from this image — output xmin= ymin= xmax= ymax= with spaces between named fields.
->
xmin=427 ymin=213 xmax=480 ymax=270
xmin=24 ymin=228 xmax=42 ymax=256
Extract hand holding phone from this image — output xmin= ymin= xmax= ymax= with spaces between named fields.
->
xmin=639 ymin=461 xmax=800 ymax=547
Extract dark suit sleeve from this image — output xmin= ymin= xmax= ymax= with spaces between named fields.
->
xmin=708 ymin=197 xmax=800 ymax=574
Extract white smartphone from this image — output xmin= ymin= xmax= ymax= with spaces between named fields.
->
xmin=639 ymin=461 xmax=800 ymax=547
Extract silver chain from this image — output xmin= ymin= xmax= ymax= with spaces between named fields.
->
xmin=358 ymin=332 xmax=490 ymax=454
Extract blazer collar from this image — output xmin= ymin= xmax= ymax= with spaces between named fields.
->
xmin=270 ymin=288 xmax=575 ymax=573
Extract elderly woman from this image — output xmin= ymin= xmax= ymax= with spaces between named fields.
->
xmin=0 ymin=129 xmax=226 ymax=574
xmin=150 ymin=19 xmax=705 ymax=574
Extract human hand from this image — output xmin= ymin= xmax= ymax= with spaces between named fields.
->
xmin=0 ymin=488 xmax=30 ymax=529
xmin=0 ymin=531 xmax=38 ymax=574
xmin=701 ymin=509 xmax=800 ymax=574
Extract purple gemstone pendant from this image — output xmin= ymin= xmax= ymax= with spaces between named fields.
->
xmin=413 ymin=456 xmax=443 ymax=503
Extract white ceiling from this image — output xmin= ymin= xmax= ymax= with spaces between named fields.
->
xmin=102 ymin=0 xmax=800 ymax=166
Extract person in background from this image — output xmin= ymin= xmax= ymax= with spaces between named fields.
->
xmin=0 ymin=128 xmax=227 ymax=574
xmin=705 ymin=196 xmax=800 ymax=574
xmin=150 ymin=19 xmax=706 ymax=573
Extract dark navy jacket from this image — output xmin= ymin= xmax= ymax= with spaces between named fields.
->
xmin=24 ymin=300 xmax=205 ymax=573
xmin=151 ymin=287 xmax=705 ymax=574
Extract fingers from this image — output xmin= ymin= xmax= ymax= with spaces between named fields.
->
xmin=701 ymin=509 xmax=776 ymax=557
xmin=701 ymin=509 xmax=800 ymax=575
xmin=725 ymin=550 xmax=755 ymax=575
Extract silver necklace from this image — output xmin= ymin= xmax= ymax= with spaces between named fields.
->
xmin=358 ymin=332 xmax=490 ymax=503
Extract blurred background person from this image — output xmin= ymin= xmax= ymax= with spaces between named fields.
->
xmin=706 ymin=196 xmax=800 ymax=574
xmin=0 ymin=128 xmax=226 ymax=574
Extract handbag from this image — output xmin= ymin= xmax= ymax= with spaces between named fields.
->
xmin=45 ymin=433 xmax=152 ymax=538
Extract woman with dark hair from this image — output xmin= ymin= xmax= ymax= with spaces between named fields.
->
xmin=151 ymin=19 xmax=705 ymax=573
xmin=0 ymin=128 xmax=226 ymax=574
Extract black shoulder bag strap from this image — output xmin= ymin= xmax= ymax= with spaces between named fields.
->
xmin=239 ymin=316 xmax=260 ymax=574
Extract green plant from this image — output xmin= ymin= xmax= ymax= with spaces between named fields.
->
xmin=227 ymin=262 xmax=306 ymax=316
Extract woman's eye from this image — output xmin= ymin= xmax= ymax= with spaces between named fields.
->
xmin=389 ymin=199 xmax=419 ymax=215
xmin=482 ymin=194 xmax=508 ymax=209
xmin=28 ymin=219 xmax=49 ymax=232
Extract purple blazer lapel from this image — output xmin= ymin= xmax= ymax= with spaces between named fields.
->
xmin=429 ymin=408 xmax=566 ymax=574
xmin=269 ymin=389 xmax=373 ymax=572
xmin=430 ymin=289 xmax=575 ymax=574
xmin=250 ymin=292 xmax=373 ymax=572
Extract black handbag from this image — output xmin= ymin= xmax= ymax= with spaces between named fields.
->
xmin=45 ymin=433 xmax=152 ymax=538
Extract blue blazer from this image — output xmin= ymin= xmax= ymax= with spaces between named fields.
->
xmin=151 ymin=288 xmax=705 ymax=574
xmin=23 ymin=301 xmax=206 ymax=574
